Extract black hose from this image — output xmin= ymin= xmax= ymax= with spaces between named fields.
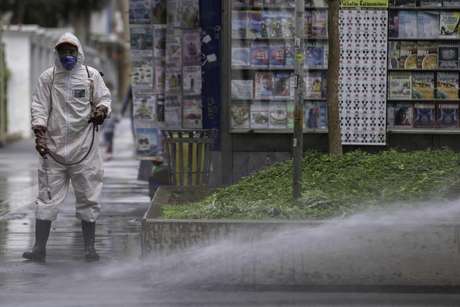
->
xmin=47 ymin=124 xmax=97 ymax=166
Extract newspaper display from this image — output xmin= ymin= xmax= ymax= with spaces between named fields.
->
xmin=131 ymin=0 xmax=190 ymax=158
xmin=182 ymin=98 xmax=203 ymax=128
xmin=133 ymin=94 xmax=156 ymax=121
xmin=135 ymin=126 xmax=162 ymax=156
xmin=129 ymin=0 xmax=152 ymax=24
xmin=183 ymin=66 xmax=202 ymax=96
xmin=130 ymin=25 xmax=154 ymax=58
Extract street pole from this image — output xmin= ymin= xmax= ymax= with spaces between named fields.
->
xmin=327 ymin=0 xmax=343 ymax=156
xmin=293 ymin=0 xmax=305 ymax=200
xmin=0 ymin=22 xmax=5 ymax=145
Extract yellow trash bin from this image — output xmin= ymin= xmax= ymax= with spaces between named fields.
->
xmin=162 ymin=129 xmax=214 ymax=187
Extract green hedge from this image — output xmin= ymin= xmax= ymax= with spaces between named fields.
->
xmin=161 ymin=150 xmax=460 ymax=220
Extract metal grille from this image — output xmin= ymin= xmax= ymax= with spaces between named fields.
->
xmin=339 ymin=9 xmax=388 ymax=145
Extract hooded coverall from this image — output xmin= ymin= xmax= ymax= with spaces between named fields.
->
xmin=31 ymin=33 xmax=111 ymax=222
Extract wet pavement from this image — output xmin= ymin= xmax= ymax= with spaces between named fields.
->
xmin=1 ymin=120 xmax=460 ymax=306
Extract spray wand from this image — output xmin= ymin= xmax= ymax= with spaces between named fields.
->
xmin=43 ymin=155 xmax=52 ymax=201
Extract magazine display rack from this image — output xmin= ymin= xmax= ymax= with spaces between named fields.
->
xmin=230 ymin=0 xmax=329 ymax=133
xmin=387 ymin=0 xmax=460 ymax=133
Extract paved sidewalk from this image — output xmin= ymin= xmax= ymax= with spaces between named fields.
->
xmin=0 ymin=118 xmax=150 ymax=263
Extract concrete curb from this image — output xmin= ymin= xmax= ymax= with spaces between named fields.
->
xmin=142 ymin=186 xmax=460 ymax=286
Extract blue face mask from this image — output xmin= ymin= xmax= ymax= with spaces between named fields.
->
xmin=60 ymin=55 xmax=77 ymax=70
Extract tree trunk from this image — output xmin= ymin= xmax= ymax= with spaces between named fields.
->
xmin=326 ymin=0 xmax=343 ymax=156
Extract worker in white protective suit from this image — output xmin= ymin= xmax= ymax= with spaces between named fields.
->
xmin=23 ymin=33 xmax=111 ymax=262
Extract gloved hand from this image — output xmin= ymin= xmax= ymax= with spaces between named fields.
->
xmin=88 ymin=105 xmax=108 ymax=126
xmin=33 ymin=125 xmax=49 ymax=158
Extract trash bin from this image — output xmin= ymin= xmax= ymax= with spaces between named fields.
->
xmin=162 ymin=129 xmax=214 ymax=187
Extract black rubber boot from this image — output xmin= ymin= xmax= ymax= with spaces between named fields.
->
xmin=81 ymin=220 xmax=100 ymax=262
xmin=22 ymin=219 xmax=51 ymax=262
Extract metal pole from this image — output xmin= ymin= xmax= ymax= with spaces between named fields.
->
xmin=293 ymin=0 xmax=305 ymax=200
xmin=0 ymin=23 xmax=5 ymax=145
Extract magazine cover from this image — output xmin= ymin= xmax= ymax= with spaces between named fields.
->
xmin=284 ymin=40 xmax=295 ymax=67
xmin=232 ymin=46 xmax=251 ymax=67
xmin=305 ymin=71 xmax=324 ymax=99
xmin=388 ymin=72 xmax=411 ymax=99
xmin=269 ymin=43 xmax=286 ymax=67
xmin=131 ymin=59 xmax=154 ymax=87
xmin=230 ymin=103 xmax=250 ymax=129
xmin=250 ymin=42 xmax=269 ymax=67
xmin=134 ymin=95 xmax=156 ymax=120
xmin=183 ymin=66 xmax=202 ymax=96
xmin=164 ymin=96 xmax=181 ymax=128
xmin=398 ymin=11 xmax=418 ymax=38
xmin=232 ymin=80 xmax=254 ymax=99
xmin=151 ymin=0 xmax=166 ymax=24
xmin=273 ymin=72 xmax=292 ymax=99
xmin=277 ymin=0 xmax=296 ymax=8
xmin=388 ymin=103 xmax=413 ymax=128
xmin=166 ymin=0 xmax=180 ymax=27
xmin=305 ymin=42 xmax=326 ymax=68
xmin=305 ymin=11 xmax=313 ymax=37
xmin=182 ymin=98 xmax=202 ymax=129
xmin=260 ymin=11 xmax=272 ymax=39
xmin=269 ymin=102 xmax=288 ymax=129
xmin=154 ymin=65 xmax=165 ymax=94
xmin=264 ymin=0 xmax=276 ymax=7
xmin=304 ymin=101 xmax=327 ymax=129
xmin=153 ymin=25 xmax=166 ymax=59
xmin=250 ymin=101 xmax=270 ymax=128
xmin=247 ymin=11 xmax=263 ymax=39
xmin=412 ymin=72 xmax=435 ymax=99
xmin=232 ymin=11 xmax=248 ymax=39
xmin=135 ymin=127 xmax=161 ymax=157
xmin=165 ymin=28 xmax=182 ymax=65
xmin=310 ymin=0 xmax=328 ymax=7
xmin=439 ymin=46 xmax=459 ymax=69
xmin=129 ymin=0 xmax=152 ymax=24
xmin=180 ymin=0 xmax=200 ymax=28
xmin=250 ymin=0 xmax=264 ymax=8
xmin=268 ymin=12 xmax=284 ymax=38
xmin=233 ymin=0 xmax=248 ymax=8
xmin=420 ymin=0 xmax=442 ymax=6
xmin=443 ymin=0 xmax=460 ymax=7
xmin=254 ymin=72 xmax=274 ymax=98
xmin=417 ymin=42 xmax=438 ymax=69
xmin=312 ymin=10 xmax=328 ymax=38
xmin=437 ymin=104 xmax=459 ymax=128
xmin=165 ymin=69 xmax=182 ymax=94
xmin=399 ymin=42 xmax=417 ymax=69
xmin=414 ymin=103 xmax=435 ymax=128
xmin=440 ymin=12 xmax=460 ymax=38
xmin=130 ymin=25 xmax=154 ymax=57
xmin=436 ymin=72 xmax=459 ymax=99
xmin=394 ymin=0 xmax=416 ymax=6
xmin=182 ymin=30 xmax=201 ymax=66
xmin=280 ymin=11 xmax=295 ymax=38
xmin=389 ymin=11 xmax=399 ymax=38
xmin=388 ymin=41 xmax=400 ymax=69
xmin=417 ymin=12 xmax=439 ymax=39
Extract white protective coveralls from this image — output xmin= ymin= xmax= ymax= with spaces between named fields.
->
xmin=31 ymin=33 xmax=111 ymax=222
